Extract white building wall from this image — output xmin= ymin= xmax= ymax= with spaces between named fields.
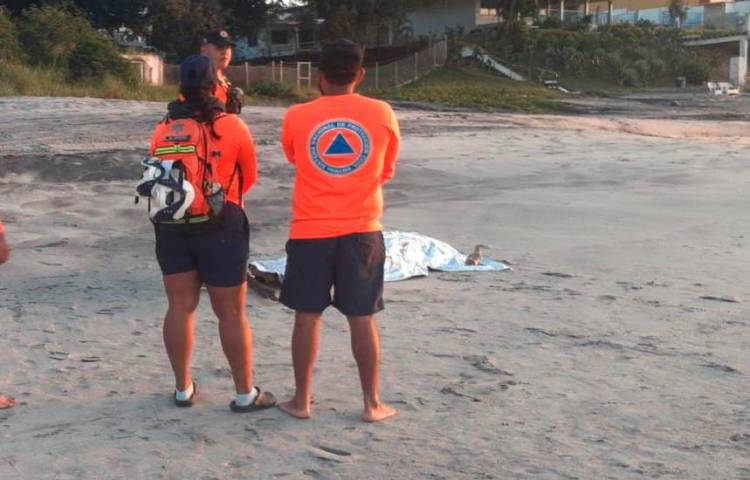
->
xmin=409 ymin=0 xmax=482 ymax=36
xmin=122 ymin=53 xmax=164 ymax=86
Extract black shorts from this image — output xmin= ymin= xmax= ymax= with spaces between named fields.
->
xmin=153 ymin=203 xmax=249 ymax=287
xmin=279 ymin=231 xmax=385 ymax=316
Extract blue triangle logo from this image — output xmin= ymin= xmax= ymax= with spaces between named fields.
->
xmin=325 ymin=132 xmax=355 ymax=155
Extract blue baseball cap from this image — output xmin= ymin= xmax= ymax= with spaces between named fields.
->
xmin=180 ymin=55 xmax=217 ymax=88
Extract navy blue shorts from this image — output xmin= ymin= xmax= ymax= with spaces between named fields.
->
xmin=153 ymin=203 xmax=249 ymax=287
xmin=279 ymin=231 xmax=385 ymax=316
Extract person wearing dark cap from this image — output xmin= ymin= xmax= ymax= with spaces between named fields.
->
xmin=200 ymin=29 xmax=243 ymax=113
xmin=278 ymin=39 xmax=400 ymax=422
xmin=145 ymin=54 xmax=276 ymax=412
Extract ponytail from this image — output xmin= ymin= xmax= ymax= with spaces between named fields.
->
xmin=179 ymin=85 xmax=224 ymax=139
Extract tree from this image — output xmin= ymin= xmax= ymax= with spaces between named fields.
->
xmin=0 ymin=0 xmax=151 ymax=32
xmin=71 ymin=0 xmax=152 ymax=33
xmin=668 ymin=0 xmax=687 ymax=28
xmin=219 ymin=0 xmax=270 ymax=37
xmin=16 ymin=4 xmax=133 ymax=82
xmin=485 ymin=0 xmax=539 ymax=33
xmin=147 ymin=0 xmax=225 ymax=62
xmin=304 ymin=0 xmax=440 ymax=44
xmin=0 ymin=7 xmax=21 ymax=62
xmin=18 ymin=4 xmax=91 ymax=67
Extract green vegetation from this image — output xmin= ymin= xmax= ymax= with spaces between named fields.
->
xmin=485 ymin=23 xmax=718 ymax=87
xmin=1 ymin=1 xmax=269 ymax=63
xmin=0 ymin=63 xmax=176 ymax=101
xmin=0 ymin=7 xmax=22 ymax=62
xmin=0 ymin=5 xmax=174 ymax=101
xmin=376 ymin=67 xmax=565 ymax=112
xmin=681 ymin=27 xmax=738 ymax=40
xmin=15 ymin=5 xmax=135 ymax=84
xmin=248 ymin=80 xmax=320 ymax=104
xmin=0 ymin=4 xmax=148 ymax=100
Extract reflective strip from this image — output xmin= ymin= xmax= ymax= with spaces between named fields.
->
xmin=160 ymin=215 xmax=211 ymax=225
xmin=154 ymin=145 xmax=196 ymax=156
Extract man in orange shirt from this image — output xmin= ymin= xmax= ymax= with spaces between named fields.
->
xmin=0 ymin=217 xmax=15 ymax=410
xmin=278 ymin=40 xmax=399 ymax=423
xmin=199 ymin=30 xmax=243 ymax=113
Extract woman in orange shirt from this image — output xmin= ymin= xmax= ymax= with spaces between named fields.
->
xmin=149 ymin=55 xmax=275 ymax=412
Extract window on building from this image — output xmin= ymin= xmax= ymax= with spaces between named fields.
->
xmin=299 ymin=28 xmax=315 ymax=45
xmin=270 ymin=29 xmax=290 ymax=45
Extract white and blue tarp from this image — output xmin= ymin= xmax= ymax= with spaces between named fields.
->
xmin=250 ymin=231 xmax=509 ymax=283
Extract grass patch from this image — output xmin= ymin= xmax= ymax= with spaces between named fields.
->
xmin=0 ymin=63 xmax=320 ymax=105
xmin=0 ymin=63 xmax=177 ymax=101
xmin=1 ymin=63 xmax=566 ymax=112
xmin=374 ymin=67 xmax=566 ymax=112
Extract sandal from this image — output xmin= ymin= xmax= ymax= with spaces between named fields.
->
xmin=229 ymin=387 xmax=277 ymax=413
xmin=174 ymin=382 xmax=197 ymax=407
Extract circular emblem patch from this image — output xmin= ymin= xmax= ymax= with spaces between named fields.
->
xmin=310 ymin=120 xmax=371 ymax=175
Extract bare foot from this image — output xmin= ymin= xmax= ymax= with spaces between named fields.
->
xmin=362 ymin=403 xmax=396 ymax=423
xmin=278 ymin=399 xmax=312 ymax=419
xmin=0 ymin=395 xmax=16 ymax=409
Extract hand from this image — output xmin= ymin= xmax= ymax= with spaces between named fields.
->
xmin=226 ymin=87 xmax=244 ymax=114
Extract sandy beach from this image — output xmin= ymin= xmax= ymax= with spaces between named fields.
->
xmin=0 ymin=95 xmax=749 ymax=479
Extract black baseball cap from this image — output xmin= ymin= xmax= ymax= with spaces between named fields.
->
xmin=202 ymin=29 xmax=237 ymax=48
xmin=320 ymin=39 xmax=364 ymax=76
xmin=180 ymin=55 xmax=217 ymax=88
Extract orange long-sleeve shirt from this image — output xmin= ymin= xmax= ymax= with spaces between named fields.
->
xmin=281 ymin=94 xmax=400 ymax=239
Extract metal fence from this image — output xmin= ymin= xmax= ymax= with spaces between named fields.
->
xmin=164 ymin=38 xmax=447 ymax=91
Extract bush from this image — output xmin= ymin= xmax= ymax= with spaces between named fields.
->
xmin=0 ymin=7 xmax=21 ymax=63
xmin=674 ymin=53 xmax=713 ymax=84
xmin=633 ymin=59 xmax=652 ymax=83
xmin=620 ymin=67 xmax=641 ymax=86
xmin=249 ymin=79 xmax=294 ymax=98
xmin=17 ymin=5 xmax=133 ymax=84
xmin=540 ymin=16 xmax=564 ymax=29
xmin=491 ymin=23 xmax=721 ymax=87
xmin=68 ymin=32 xmax=135 ymax=84
xmin=18 ymin=5 xmax=89 ymax=68
xmin=560 ymin=45 xmax=586 ymax=76
xmin=0 ymin=62 xmax=175 ymax=100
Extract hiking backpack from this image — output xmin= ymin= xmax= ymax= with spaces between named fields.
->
xmin=136 ymin=117 xmax=226 ymax=223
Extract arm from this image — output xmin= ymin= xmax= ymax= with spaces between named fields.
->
xmin=236 ymin=119 xmax=258 ymax=194
xmin=0 ymin=220 xmax=9 ymax=265
xmin=281 ymin=111 xmax=296 ymax=165
xmin=382 ymin=108 xmax=400 ymax=183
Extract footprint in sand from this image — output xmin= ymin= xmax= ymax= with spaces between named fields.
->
xmin=440 ymin=385 xmax=481 ymax=402
xmin=597 ymin=295 xmax=618 ymax=303
xmin=525 ymin=327 xmax=556 ymax=337
xmin=463 ymin=355 xmax=513 ymax=376
xmin=542 ymin=272 xmax=574 ymax=278
xmin=617 ymin=281 xmax=643 ymax=291
xmin=701 ymin=362 xmax=741 ymax=374
xmin=700 ymin=295 xmax=741 ymax=303
xmin=48 ymin=351 xmax=68 ymax=361
xmin=309 ymin=445 xmax=352 ymax=463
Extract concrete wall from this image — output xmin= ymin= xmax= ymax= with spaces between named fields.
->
xmin=122 ymin=53 xmax=163 ymax=86
xmin=730 ymin=56 xmax=746 ymax=86
xmin=409 ymin=0 xmax=482 ymax=36
xmin=587 ymin=0 xmax=702 ymax=12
